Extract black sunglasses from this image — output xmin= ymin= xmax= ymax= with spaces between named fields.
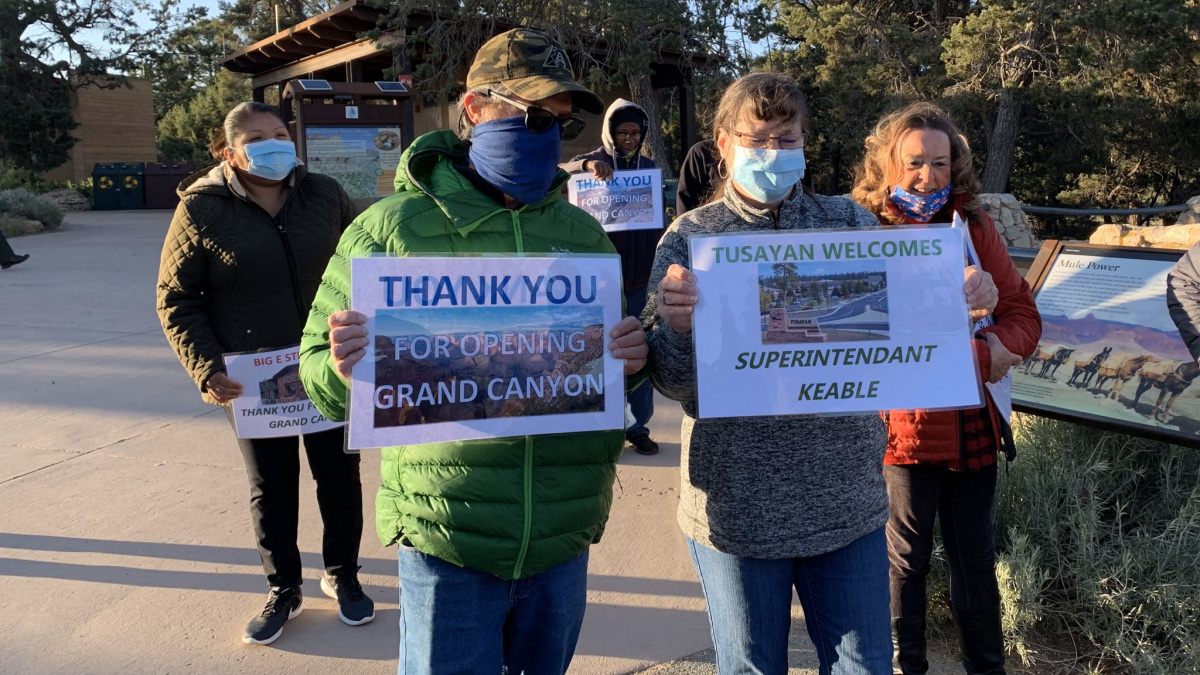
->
xmin=487 ymin=90 xmax=587 ymax=141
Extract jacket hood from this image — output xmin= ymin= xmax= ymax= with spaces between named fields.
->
xmin=394 ymin=129 xmax=574 ymax=236
xmin=601 ymin=98 xmax=649 ymax=168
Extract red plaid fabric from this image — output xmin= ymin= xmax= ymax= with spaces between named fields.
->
xmin=945 ymin=407 xmax=997 ymax=471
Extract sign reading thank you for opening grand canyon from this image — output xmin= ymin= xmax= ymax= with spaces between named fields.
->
xmin=348 ymin=255 xmax=625 ymax=449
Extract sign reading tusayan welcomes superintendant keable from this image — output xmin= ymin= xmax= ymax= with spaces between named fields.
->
xmin=688 ymin=227 xmax=983 ymax=418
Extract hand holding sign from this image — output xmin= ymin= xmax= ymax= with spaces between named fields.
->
xmin=329 ymin=310 xmax=369 ymax=379
xmin=206 ymin=372 xmax=244 ymax=404
xmin=657 ymin=264 xmax=698 ymax=333
xmin=984 ymin=332 xmax=1023 ymax=384
xmin=609 ymin=316 xmax=648 ymax=374
xmin=587 ymin=160 xmax=614 ymax=181
xmin=964 ymin=265 xmax=997 ymax=321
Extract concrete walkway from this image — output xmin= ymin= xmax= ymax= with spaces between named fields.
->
xmin=0 ymin=211 xmax=961 ymax=674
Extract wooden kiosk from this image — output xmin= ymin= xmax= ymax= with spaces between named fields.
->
xmin=282 ymin=79 xmax=414 ymax=204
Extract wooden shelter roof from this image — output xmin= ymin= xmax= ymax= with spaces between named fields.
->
xmin=221 ymin=0 xmax=710 ymax=89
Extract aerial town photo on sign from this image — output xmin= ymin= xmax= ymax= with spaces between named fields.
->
xmin=758 ymin=261 xmax=889 ymax=344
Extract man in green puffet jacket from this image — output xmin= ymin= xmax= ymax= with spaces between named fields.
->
xmin=298 ymin=28 xmax=649 ymax=674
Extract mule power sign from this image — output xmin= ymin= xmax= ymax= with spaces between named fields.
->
xmin=688 ymin=228 xmax=983 ymax=418
xmin=1014 ymin=242 xmax=1200 ymax=448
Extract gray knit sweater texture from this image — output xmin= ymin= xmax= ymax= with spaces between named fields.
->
xmin=644 ymin=187 xmax=890 ymax=559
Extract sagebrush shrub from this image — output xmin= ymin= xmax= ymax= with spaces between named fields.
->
xmin=996 ymin=415 xmax=1200 ymax=673
xmin=0 ymin=189 xmax=63 ymax=228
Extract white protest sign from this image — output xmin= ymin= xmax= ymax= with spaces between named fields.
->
xmin=223 ymin=346 xmax=345 ymax=439
xmin=567 ymin=169 xmax=664 ymax=232
xmin=689 ymin=228 xmax=983 ymax=418
xmin=349 ymin=255 xmax=625 ymax=448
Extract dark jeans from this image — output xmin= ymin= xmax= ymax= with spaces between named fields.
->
xmin=0 ymin=232 xmax=15 ymax=261
xmin=231 ymin=422 xmax=363 ymax=589
xmin=884 ymin=463 xmax=1001 ymax=619
xmin=625 ymin=285 xmax=654 ymax=439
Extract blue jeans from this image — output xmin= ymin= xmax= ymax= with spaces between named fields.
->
xmin=625 ymin=285 xmax=654 ymax=439
xmin=396 ymin=546 xmax=588 ymax=674
xmin=687 ymin=528 xmax=892 ymax=675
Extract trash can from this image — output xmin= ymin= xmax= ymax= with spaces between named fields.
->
xmin=92 ymin=163 xmax=145 ymax=211
xmin=144 ymin=163 xmax=195 ymax=210
xmin=663 ymin=178 xmax=679 ymax=224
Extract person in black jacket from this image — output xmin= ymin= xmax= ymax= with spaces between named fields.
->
xmin=675 ymin=139 xmax=721 ymax=216
xmin=157 ymin=102 xmax=372 ymax=646
xmin=561 ymin=98 xmax=662 ymax=455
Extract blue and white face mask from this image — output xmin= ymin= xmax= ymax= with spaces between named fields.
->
xmin=891 ymin=183 xmax=952 ymax=222
xmin=243 ymin=138 xmax=298 ymax=181
xmin=731 ymin=145 xmax=806 ymax=204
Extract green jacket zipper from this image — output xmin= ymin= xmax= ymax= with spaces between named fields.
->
xmin=510 ymin=208 xmax=532 ymax=578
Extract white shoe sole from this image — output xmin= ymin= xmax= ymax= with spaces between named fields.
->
xmin=321 ymin=576 xmax=376 ymax=626
xmin=241 ymin=604 xmax=303 ymax=646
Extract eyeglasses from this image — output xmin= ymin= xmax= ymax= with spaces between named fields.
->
xmin=731 ymin=130 xmax=807 ymax=150
xmin=615 ymin=131 xmax=642 ymax=140
xmin=486 ymin=90 xmax=587 ymax=141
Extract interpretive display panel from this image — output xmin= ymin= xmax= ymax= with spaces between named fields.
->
xmin=304 ymin=126 xmax=403 ymax=199
xmin=1013 ymin=242 xmax=1200 ymax=447
xmin=688 ymin=228 xmax=983 ymax=418
xmin=348 ymin=255 xmax=625 ymax=448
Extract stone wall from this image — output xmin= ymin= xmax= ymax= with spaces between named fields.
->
xmin=978 ymin=193 xmax=1037 ymax=248
xmin=1088 ymin=196 xmax=1200 ymax=250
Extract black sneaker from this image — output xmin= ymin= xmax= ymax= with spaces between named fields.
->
xmin=243 ymin=585 xmax=302 ymax=645
xmin=629 ymin=433 xmax=660 ymax=455
xmin=1 ymin=254 xmax=29 ymax=270
xmin=321 ymin=573 xmax=375 ymax=626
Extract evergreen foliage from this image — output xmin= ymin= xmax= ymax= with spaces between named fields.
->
xmin=760 ymin=0 xmax=1200 ymax=221
xmin=1 ymin=0 xmax=179 ymax=171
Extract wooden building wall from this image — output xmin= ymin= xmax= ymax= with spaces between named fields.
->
xmin=44 ymin=76 xmax=158 ymax=184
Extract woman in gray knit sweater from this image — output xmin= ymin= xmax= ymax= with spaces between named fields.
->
xmin=646 ymin=74 xmax=995 ymax=674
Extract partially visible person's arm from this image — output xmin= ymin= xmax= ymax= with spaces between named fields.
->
xmin=299 ymin=222 xmax=387 ymax=421
xmin=644 ymin=221 xmax=700 ymax=402
xmin=1168 ymin=243 xmax=1200 ymax=362
xmin=156 ymin=204 xmax=229 ymax=398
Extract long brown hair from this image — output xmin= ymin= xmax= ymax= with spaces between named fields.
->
xmin=852 ymin=102 xmax=982 ymax=224
xmin=709 ymin=73 xmax=811 ymax=203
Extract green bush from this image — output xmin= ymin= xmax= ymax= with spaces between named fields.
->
xmin=995 ymin=415 xmax=1200 ymax=672
xmin=68 ymin=177 xmax=93 ymax=205
xmin=0 ymin=158 xmax=59 ymax=193
xmin=0 ymin=189 xmax=63 ymax=228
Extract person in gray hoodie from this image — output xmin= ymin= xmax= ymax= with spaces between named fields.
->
xmin=562 ymin=98 xmax=662 ymax=455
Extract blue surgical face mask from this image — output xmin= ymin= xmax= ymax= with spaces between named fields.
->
xmin=243 ymin=138 xmax=298 ymax=181
xmin=891 ymin=184 xmax=952 ymax=222
xmin=469 ymin=116 xmax=562 ymax=206
xmin=731 ymin=145 xmax=806 ymax=204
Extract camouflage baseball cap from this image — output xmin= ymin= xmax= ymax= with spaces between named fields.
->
xmin=467 ymin=28 xmax=604 ymax=115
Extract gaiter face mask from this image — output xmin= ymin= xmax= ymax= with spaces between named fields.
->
xmin=468 ymin=117 xmax=562 ymax=205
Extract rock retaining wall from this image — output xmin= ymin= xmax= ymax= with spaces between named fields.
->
xmin=978 ymin=193 xmax=1037 ymax=248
